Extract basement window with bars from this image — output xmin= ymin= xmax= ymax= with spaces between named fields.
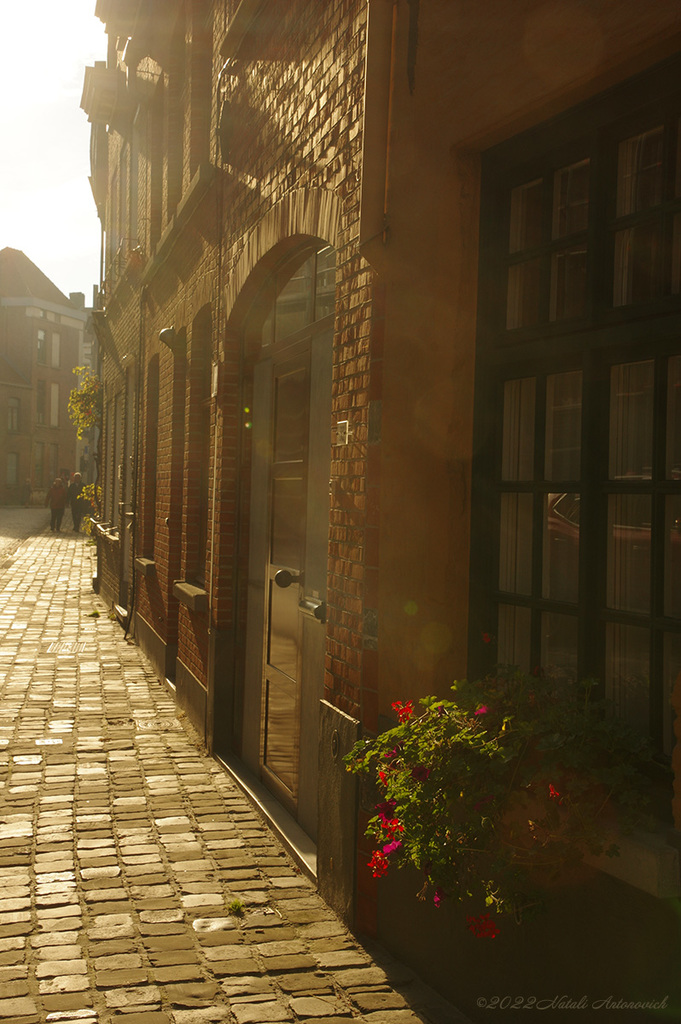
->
xmin=473 ymin=57 xmax=681 ymax=758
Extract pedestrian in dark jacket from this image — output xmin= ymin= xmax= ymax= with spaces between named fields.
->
xmin=45 ymin=478 xmax=67 ymax=533
xmin=68 ymin=472 xmax=85 ymax=532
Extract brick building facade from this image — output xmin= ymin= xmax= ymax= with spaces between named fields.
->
xmin=84 ymin=1 xmax=681 ymax=1016
xmin=0 ymin=248 xmax=88 ymax=505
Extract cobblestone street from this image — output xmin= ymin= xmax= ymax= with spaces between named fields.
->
xmin=0 ymin=528 xmax=463 ymax=1024
xmin=0 ymin=508 xmax=49 ymax=566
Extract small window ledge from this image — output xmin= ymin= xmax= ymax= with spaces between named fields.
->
xmin=173 ymin=581 xmax=208 ymax=613
xmin=584 ymin=829 xmax=680 ymax=899
xmin=94 ymin=522 xmax=119 ymax=543
xmin=135 ymin=557 xmax=156 ymax=577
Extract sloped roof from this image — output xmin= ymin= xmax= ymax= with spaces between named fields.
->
xmin=0 ymin=248 xmax=73 ymax=306
xmin=0 ymin=353 xmax=30 ymax=387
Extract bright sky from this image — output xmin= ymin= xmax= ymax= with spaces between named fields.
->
xmin=0 ymin=3 xmax=107 ymax=303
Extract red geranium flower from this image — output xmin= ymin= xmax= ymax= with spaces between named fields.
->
xmin=392 ymin=700 xmax=415 ymax=723
xmin=466 ymin=913 xmax=499 ymax=939
xmin=368 ymin=850 xmax=389 ymax=878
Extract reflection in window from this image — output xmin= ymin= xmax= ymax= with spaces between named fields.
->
xmin=262 ymin=246 xmax=336 ymax=346
xmin=609 ymin=360 xmax=654 ymax=480
xmin=509 ymin=179 xmax=543 ymax=253
xmin=274 ymin=254 xmax=316 ymax=342
xmin=606 ymin=494 xmax=651 ymax=613
xmin=616 ymin=127 xmax=664 ymax=216
xmin=502 ymin=378 xmax=535 ymax=481
xmin=542 ymin=493 xmax=579 ymax=603
xmin=545 ymin=371 xmax=581 ymax=480
xmin=499 ymin=492 xmax=533 ymax=595
xmin=606 ymin=623 xmax=650 ymax=735
xmin=552 ymin=160 xmax=589 ymax=238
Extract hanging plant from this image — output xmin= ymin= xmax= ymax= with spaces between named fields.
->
xmin=345 ymin=671 xmax=656 ymax=936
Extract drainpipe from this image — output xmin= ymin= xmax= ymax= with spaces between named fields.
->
xmin=358 ymin=0 xmax=397 ymax=270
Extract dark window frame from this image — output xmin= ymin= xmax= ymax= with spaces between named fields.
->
xmin=471 ymin=56 xmax=681 ymax=757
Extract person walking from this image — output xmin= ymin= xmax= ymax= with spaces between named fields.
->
xmin=68 ymin=472 xmax=85 ymax=532
xmin=45 ymin=477 xmax=67 ymax=533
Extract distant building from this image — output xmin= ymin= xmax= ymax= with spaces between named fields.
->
xmin=0 ymin=248 xmax=89 ymax=504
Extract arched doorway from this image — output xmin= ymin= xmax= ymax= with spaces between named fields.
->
xmin=241 ymin=243 xmax=336 ymax=840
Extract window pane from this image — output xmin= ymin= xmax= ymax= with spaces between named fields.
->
xmin=502 ymin=378 xmax=535 ymax=481
xmin=509 ymin=179 xmax=543 ymax=253
xmin=275 ymin=254 xmax=315 ymax=341
xmin=506 ymin=258 xmax=541 ymax=329
xmin=613 ymin=223 xmax=663 ymax=306
xmin=609 ymin=360 xmax=654 ymax=480
xmin=552 ymin=159 xmax=589 ymax=238
xmin=314 ymin=246 xmax=335 ymax=321
xmin=499 ymin=492 xmax=533 ymax=595
xmin=663 ymin=633 xmax=681 ymax=757
xmin=605 ymin=623 xmax=649 ymax=736
xmin=545 ymin=371 xmax=582 ymax=480
xmin=549 ymin=246 xmax=587 ymax=321
xmin=616 ymin=127 xmax=664 ymax=216
xmin=274 ymin=369 xmax=307 ymax=462
xmin=497 ymin=603 xmax=531 ymax=672
xmin=543 ymin=493 xmax=579 ymax=602
xmin=50 ymin=383 xmax=59 ymax=427
xmin=541 ymin=612 xmax=578 ymax=685
xmin=665 ymin=496 xmax=681 ymax=618
xmin=607 ymin=494 xmax=651 ymax=613
xmin=667 ymin=355 xmax=681 ymax=479
xmin=271 ymin=476 xmax=304 ymax=569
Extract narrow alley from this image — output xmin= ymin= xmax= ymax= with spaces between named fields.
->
xmin=0 ymin=525 xmax=462 ymax=1024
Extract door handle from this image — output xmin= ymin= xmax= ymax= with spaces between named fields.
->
xmin=313 ymin=601 xmax=327 ymax=623
xmin=274 ymin=568 xmax=304 ymax=589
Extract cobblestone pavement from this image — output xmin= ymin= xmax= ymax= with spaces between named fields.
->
xmin=0 ymin=531 xmax=466 ymax=1024
xmin=0 ymin=508 xmax=50 ymax=566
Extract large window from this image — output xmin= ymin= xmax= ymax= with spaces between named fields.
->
xmin=474 ymin=59 xmax=681 ymax=756
xmin=7 ymin=398 xmax=19 ymax=433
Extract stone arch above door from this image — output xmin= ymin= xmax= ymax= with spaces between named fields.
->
xmin=223 ymin=187 xmax=341 ymax=334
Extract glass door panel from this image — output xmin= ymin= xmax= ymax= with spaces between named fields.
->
xmin=609 ymin=361 xmax=654 ymax=480
xmin=499 ymin=493 xmax=533 ymax=594
xmin=605 ymin=623 xmax=650 ymax=734
xmin=545 ymin=371 xmax=582 ymax=480
xmin=606 ymin=494 xmax=651 ymax=613
xmin=497 ymin=604 xmax=531 ymax=672
xmin=502 ymin=378 xmax=535 ymax=481
xmin=542 ymin=493 xmax=579 ymax=602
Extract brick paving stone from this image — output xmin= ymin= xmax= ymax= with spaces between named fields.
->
xmin=288 ymin=996 xmax=351 ymax=1017
xmin=112 ymin=1015 xmax=171 ymax=1024
xmin=231 ymin=1002 xmax=293 ymax=1024
xmin=171 ymin=1010 xmax=230 ymax=1023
